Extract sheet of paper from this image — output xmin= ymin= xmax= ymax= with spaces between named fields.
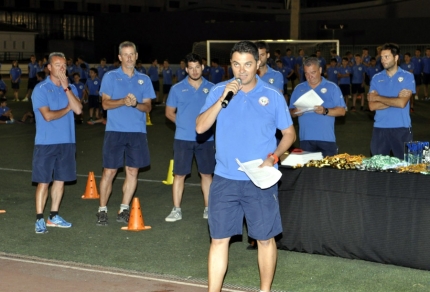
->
xmin=236 ymin=158 xmax=282 ymax=189
xmin=293 ymin=89 xmax=324 ymax=111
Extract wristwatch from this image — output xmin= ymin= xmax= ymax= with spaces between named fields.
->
xmin=63 ymin=86 xmax=72 ymax=92
xmin=323 ymin=107 xmax=329 ymax=116
xmin=132 ymin=101 xmax=139 ymax=108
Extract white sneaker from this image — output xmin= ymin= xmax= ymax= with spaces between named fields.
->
xmin=415 ymin=95 xmax=419 ymax=100
xmin=203 ymin=208 xmax=208 ymax=219
xmin=22 ymin=97 xmax=29 ymax=102
xmin=165 ymin=207 xmax=182 ymax=222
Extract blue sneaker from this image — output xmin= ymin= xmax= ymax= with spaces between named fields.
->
xmin=35 ymin=218 xmax=48 ymax=234
xmin=46 ymin=215 xmax=72 ymax=228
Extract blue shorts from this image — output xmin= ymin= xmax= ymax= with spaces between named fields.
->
xmin=208 ymin=175 xmax=282 ymax=240
xmin=28 ymin=77 xmax=37 ymax=89
xmin=103 ymin=131 xmax=150 ymax=169
xmin=339 ymin=84 xmax=350 ymax=96
xmin=371 ymin=127 xmax=412 ymax=160
xmin=173 ymin=139 xmax=215 ymax=175
xmin=163 ymin=84 xmax=172 ymax=94
xmin=414 ymin=74 xmax=422 ymax=86
xmin=300 ymin=140 xmax=338 ymax=157
xmin=88 ymin=95 xmax=100 ymax=109
xmin=351 ymin=83 xmax=365 ymax=94
xmin=152 ymin=81 xmax=160 ymax=92
xmin=32 ymin=143 xmax=77 ymax=183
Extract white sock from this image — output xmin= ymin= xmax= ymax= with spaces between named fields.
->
xmin=119 ymin=204 xmax=129 ymax=213
xmin=98 ymin=206 xmax=107 ymax=212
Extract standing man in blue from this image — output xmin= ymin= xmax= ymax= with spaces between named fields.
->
xmin=135 ymin=59 xmax=147 ymax=75
xmin=196 ymin=41 xmax=296 ymax=292
xmin=255 ymin=41 xmax=284 ymax=93
xmin=175 ymin=59 xmax=187 ymax=82
xmin=22 ymin=55 xmax=38 ymax=102
xmin=290 ymin=57 xmax=346 ymax=157
xmin=209 ymin=58 xmax=224 ymax=84
xmin=283 ymin=48 xmax=297 ymax=89
xmin=85 ymin=68 xmax=101 ymax=121
xmin=96 ymin=41 xmax=156 ymax=226
xmin=316 ymin=49 xmax=327 ymax=75
xmin=97 ymin=58 xmax=109 ymax=80
xmin=164 ymin=53 xmax=215 ymax=222
xmin=66 ymin=57 xmax=77 ymax=83
xmin=367 ymin=43 xmax=415 ymax=160
xmin=162 ymin=59 xmax=174 ymax=104
xmin=421 ymin=48 xmax=430 ymax=100
xmin=401 ymin=53 xmax=415 ymax=112
xmin=337 ymin=57 xmax=352 ymax=107
xmin=202 ymin=57 xmax=210 ymax=80
xmin=32 ymin=52 xmax=83 ymax=234
xmin=325 ymin=58 xmax=340 ymax=84
xmin=350 ymin=54 xmax=366 ymax=111
xmin=411 ymin=49 xmax=423 ymax=101
xmin=148 ymin=58 xmax=160 ymax=104
xmin=10 ymin=60 xmax=22 ymax=102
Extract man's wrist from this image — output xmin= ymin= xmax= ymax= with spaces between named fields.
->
xmin=132 ymin=101 xmax=139 ymax=108
xmin=267 ymin=153 xmax=279 ymax=164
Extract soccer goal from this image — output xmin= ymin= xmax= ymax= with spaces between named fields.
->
xmin=192 ymin=39 xmax=340 ymax=66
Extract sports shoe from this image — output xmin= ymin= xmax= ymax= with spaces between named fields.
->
xmin=87 ymin=120 xmax=95 ymax=125
xmin=116 ymin=209 xmax=130 ymax=223
xmin=96 ymin=211 xmax=108 ymax=226
xmin=415 ymin=95 xmax=419 ymax=100
xmin=203 ymin=208 xmax=208 ymax=219
xmin=165 ymin=207 xmax=182 ymax=222
xmin=6 ymin=119 xmax=14 ymax=124
xmin=35 ymin=218 xmax=48 ymax=234
xmin=46 ymin=215 xmax=72 ymax=228
xmin=21 ymin=97 xmax=29 ymax=102
xmin=350 ymin=106 xmax=356 ymax=112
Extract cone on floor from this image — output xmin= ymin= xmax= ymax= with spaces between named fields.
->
xmin=162 ymin=159 xmax=174 ymax=185
xmin=146 ymin=113 xmax=153 ymax=126
xmin=81 ymin=171 xmax=100 ymax=199
xmin=121 ymin=197 xmax=151 ymax=231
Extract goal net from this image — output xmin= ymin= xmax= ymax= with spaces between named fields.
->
xmin=192 ymin=39 xmax=340 ymax=67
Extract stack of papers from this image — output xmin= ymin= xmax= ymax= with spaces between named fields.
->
xmin=293 ymin=89 xmax=324 ymax=114
xmin=281 ymin=152 xmax=323 ymax=166
xmin=236 ymin=158 xmax=282 ymax=189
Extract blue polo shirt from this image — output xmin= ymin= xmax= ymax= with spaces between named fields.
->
xmin=100 ymin=67 xmax=156 ymax=133
xmin=326 ymin=67 xmax=339 ymax=84
xmin=85 ymin=77 xmax=101 ymax=95
xmin=259 ymin=66 xmax=284 ymax=92
xmin=175 ymin=68 xmax=187 ymax=82
xmin=32 ymin=78 xmax=79 ymax=145
xmin=200 ymin=76 xmax=293 ymax=180
xmin=162 ymin=67 xmax=173 ymax=85
xmin=73 ymin=82 xmax=85 ymax=100
xmin=0 ymin=80 xmax=6 ymax=91
xmin=28 ymin=62 xmax=38 ymax=78
xmin=289 ymin=77 xmax=345 ymax=142
xmin=210 ymin=66 xmax=225 ymax=84
xmin=366 ymin=66 xmax=380 ymax=82
xmin=282 ymin=55 xmax=295 ymax=69
xmin=421 ymin=56 xmax=430 ymax=74
xmin=369 ymin=68 xmax=415 ymax=128
xmin=338 ymin=66 xmax=351 ymax=85
xmin=400 ymin=62 xmax=414 ymax=73
xmin=67 ymin=64 xmax=78 ymax=81
xmin=97 ymin=65 xmax=109 ymax=80
xmin=351 ymin=64 xmax=365 ymax=84
xmin=411 ymin=56 xmax=422 ymax=75
xmin=1 ymin=105 xmax=10 ymax=115
xmin=10 ymin=67 xmax=22 ymax=82
xmin=148 ymin=65 xmax=159 ymax=82
xmin=166 ymin=77 xmax=214 ymax=142
xmin=318 ymin=57 xmax=327 ymax=74
xmin=277 ymin=66 xmax=293 ymax=84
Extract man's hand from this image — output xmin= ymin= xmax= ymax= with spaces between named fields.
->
xmin=124 ymin=93 xmax=137 ymax=106
xmin=367 ymin=90 xmax=379 ymax=102
xmin=58 ymin=72 xmax=69 ymax=89
xmin=314 ymin=105 xmax=325 ymax=115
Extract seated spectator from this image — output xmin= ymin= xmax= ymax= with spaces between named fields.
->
xmin=0 ymin=97 xmax=14 ymax=124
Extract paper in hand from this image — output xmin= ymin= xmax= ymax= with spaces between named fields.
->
xmin=293 ymin=89 xmax=324 ymax=112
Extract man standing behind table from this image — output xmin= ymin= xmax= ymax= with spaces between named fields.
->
xmin=196 ymin=40 xmax=296 ymax=292
xmin=367 ymin=43 xmax=415 ymax=160
xmin=32 ymin=52 xmax=83 ymax=234
xmin=255 ymin=41 xmax=284 ymax=93
xmin=164 ymin=53 xmax=215 ymax=222
xmin=96 ymin=41 xmax=156 ymax=226
xmin=289 ymin=57 xmax=346 ymax=157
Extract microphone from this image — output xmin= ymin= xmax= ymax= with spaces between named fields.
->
xmin=221 ymin=78 xmax=242 ymax=108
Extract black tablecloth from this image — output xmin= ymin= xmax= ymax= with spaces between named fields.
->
xmin=278 ymin=167 xmax=430 ymax=270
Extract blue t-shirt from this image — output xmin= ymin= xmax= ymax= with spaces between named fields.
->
xmin=32 ymin=78 xmax=79 ymax=145
xmin=277 ymin=66 xmax=293 ymax=84
xmin=318 ymin=57 xmax=327 ymax=74
xmin=338 ymin=66 xmax=351 ymax=85
xmin=0 ymin=80 xmax=6 ymax=91
xmin=410 ymin=56 xmax=422 ymax=75
xmin=175 ymin=68 xmax=187 ymax=82
xmin=85 ymin=77 xmax=101 ymax=96
xmin=289 ymin=77 xmax=345 ymax=142
xmin=166 ymin=77 xmax=214 ymax=142
xmin=362 ymin=55 xmax=371 ymax=66
xmin=369 ymin=68 xmax=415 ymax=128
xmin=259 ymin=66 xmax=284 ymax=92
xmin=97 ymin=65 xmax=109 ymax=80
xmin=67 ymin=64 xmax=78 ymax=82
xmin=73 ymin=82 xmax=85 ymax=100
xmin=282 ymin=55 xmax=295 ymax=69
xmin=326 ymin=67 xmax=339 ymax=84
xmin=351 ymin=64 xmax=365 ymax=84
xmin=421 ymin=56 xmax=430 ymax=74
xmin=147 ymin=65 xmax=159 ymax=82
xmin=136 ymin=66 xmax=147 ymax=75
xmin=28 ymin=62 xmax=38 ymax=78
xmin=10 ymin=67 xmax=22 ymax=83
xmin=295 ymin=56 xmax=306 ymax=69
xmin=210 ymin=66 xmax=225 ymax=84
xmin=100 ymin=67 xmax=156 ymax=133
xmin=162 ymin=68 xmax=174 ymax=85
xmin=400 ymin=62 xmax=414 ymax=73
xmin=1 ymin=105 xmax=10 ymax=116
xmin=200 ymin=77 xmax=293 ymax=180
xmin=366 ymin=66 xmax=380 ymax=82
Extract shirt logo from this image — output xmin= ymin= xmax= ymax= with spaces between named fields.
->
xmin=94 ymin=81 xmax=98 ymax=85
xmin=215 ymin=70 xmax=219 ymax=73
xmin=268 ymin=78 xmax=274 ymax=84
xmin=321 ymin=88 xmax=327 ymax=94
xmin=398 ymin=77 xmax=404 ymax=82
xmin=358 ymin=67 xmax=362 ymax=71
xmin=334 ymin=70 xmax=338 ymax=74
xmin=79 ymin=85 xmax=83 ymax=89
xmin=259 ymin=96 xmax=269 ymax=106
xmin=203 ymin=88 xmax=209 ymax=94
xmin=138 ymin=80 xmax=144 ymax=85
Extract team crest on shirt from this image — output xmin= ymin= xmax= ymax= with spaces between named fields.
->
xmin=321 ymin=88 xmax=327 ymax=94
xmin=358 ymin=67 xmax=362 ymax=71
xmin=259 ymin=96 xmax=269 ymax=106
xmin=79 ymin=85 xmax=83 ymax=89
xmin=268 ymin=78 xmax=274 ymax=84
xmin=94 ymin=81 xmax=98 ymax=85
xmin=334 ymin=70 xmax=338 ymax=74
xmin=215 ymin=70 xmax=219 ymax=73
xmin=398 ymin=77 xmax=404 ymax=82
xmin=203 ymin=88 xmax=209 ymax=94
xmin=138 ymin=79 xmax=144 ymax=85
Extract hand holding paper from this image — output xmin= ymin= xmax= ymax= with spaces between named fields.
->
xmin=293 ymin=89 xmax=324 ymax=113
xmin=236 ymin=158 xmax=282 ymax=189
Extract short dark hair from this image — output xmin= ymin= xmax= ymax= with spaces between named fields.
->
xmin=342 ymin=57 xmax=349 ymax=62
xmin=211 ymin=58 xmax=219 ymax=64
xmin=330 ymin=58 xmax=337 ymax=63
xmin=254 ymin=41 xmax=269 ymax=52
xmin=90 ymin=67 xmax=98 ymax=75
xmin=354 ymin=54 xmax=361 ymax=58
xmin=382 ymin=43 xmax=400 ymax=57
xmin=330 ymin=49 xmax=337 ymax=54
xmin=36 ymin=71 xmax=46 ymax=79
xmin=185 ymin=53 xmax=202 ymax=66
xmin=230 ymin=41 xmax=259 ymax=62
xmin=303 ymin=57 xmax=320 ymax=68
xmin=73 ymin=72 xmax=80 ymax=78
xmin=370 ymin=57 xmax=376 ymax=61
xmin=404 ymin=52 xmax=411 ymax=57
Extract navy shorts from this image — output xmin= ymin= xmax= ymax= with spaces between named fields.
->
xmin=370 ymin=127 xmax=412 ymax=160
xmin=300 ymin=140 xmax=338 ymax=157
xmin=88 ymin=95 xmax=100 ymax=109
xmin=351 ymin=83 xmax=365 ymax=94
xmin=173 ymin=139 xmax=215 ymax=175
xmin=103 ymin=131 xmax=150 ymax=169
xmin=339 ymin=84 xmax=350 ymax=96
xmin=414 ymin=74 xmax=422 ymax=86
xmin=423 ymin=73 xmax=430 ymax=85
xmin=152 ymin=81 xmax=160 ymax=92
xmin=11 ymin=82 xmax=20 ymax=90
xmin=32 ymin=144 xmax=77 ymax=183
xmin=163 ymin=84 xmax=172 ymax=94
xmin=28 ymin=77 xmax=37 ymax=89
xmin=208 ymin=175 xmax=282 ymax=240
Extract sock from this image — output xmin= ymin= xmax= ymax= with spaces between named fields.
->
xmin=174 ymin=207 xmax=182 ymax=212
xmin=119 ymin=204 xmax=129 ymax=213
xmin=49 ymin=211 xmax=58 ymax=219
xmin=36 ymin=214 xmax=43 ymax=220
xmin=204 ymin=207 xmax=208 ymax=211
xmin=98 ymin=206 xmax=107 ymax=213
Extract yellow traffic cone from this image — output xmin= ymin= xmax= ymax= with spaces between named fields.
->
xmin=162 ymin=159 xmax=174 ymax=185
xmin=146 ymin=113 xmax=153 ymax=126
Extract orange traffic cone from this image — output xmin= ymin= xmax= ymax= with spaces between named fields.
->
xmin=81 ymin=171 xmax=100 ymax=199
xmin=121 ymin=197 xmax=151 ymax=231
xmin=146 ymin=113 xmax=153 ymax=126
xmin=162 ymin=159 xmax=174 ymax=185
xmin=0 ymin=210 xmax=5 ymax=214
